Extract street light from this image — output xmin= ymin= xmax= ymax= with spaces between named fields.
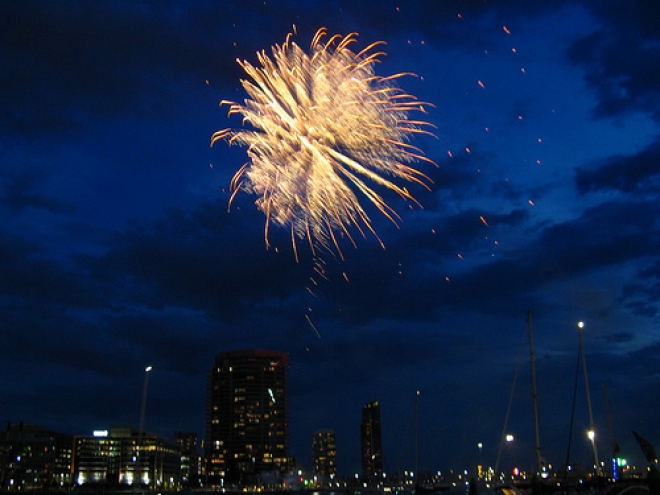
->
xmin=139 ymin=366 xmax=152 ymax=435
xmin=477 ymin=443 xmax=483 ymax=478
xmin=415 ymin=390 xmax=420 ymax=480
xmin=577 ymin=322 xmax=599 ymax=473
xmin=137 ymin=366 xmax=152 ymax=486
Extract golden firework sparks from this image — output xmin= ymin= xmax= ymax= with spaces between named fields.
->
xmin=213 ymin=27 xmax=436 ymax=259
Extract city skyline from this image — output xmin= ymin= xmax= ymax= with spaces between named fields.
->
xmin=1 ymin=0 xmax=659 ymax=477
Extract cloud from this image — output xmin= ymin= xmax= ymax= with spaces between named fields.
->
xmin=575 ymin=138 xmax=660 ymax=195
xmin=567 ymin=1 xmax=660 ymax=121
xmin=1 ymin=169 xmax=76 ymax=214
xmin=0 ymin=1 xmax=242 ymax=135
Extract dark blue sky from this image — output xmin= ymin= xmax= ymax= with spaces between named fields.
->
xmin=1 ymin=0 xmax=659 ymax=477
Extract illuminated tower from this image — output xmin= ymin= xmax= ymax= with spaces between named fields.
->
xmin=361 ymin=400 xmax=383 ymax=479
xmin=312 ymin=429 xmax=337 ymax=480
xmin=205 ymin=349 xmax=290 ymax=485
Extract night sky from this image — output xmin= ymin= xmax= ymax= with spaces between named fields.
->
xmin=1 ymin=0 xmax=659 ymax=478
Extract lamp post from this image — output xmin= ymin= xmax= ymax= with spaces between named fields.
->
xmin=137 ymin=366 xmax=152 ymax=487
xmin=477 ymin=442 xmax=483 ymax=478
xmin=577 ymin=322 xmax=599 ymax=473
xmin=414 ymin=390 xmax=420 ymax=483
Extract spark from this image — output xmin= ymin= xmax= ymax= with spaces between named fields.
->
xmin=479 ymin=215 xmax=489 ymax=227
xmin=503 ymin=26 xmax=511 ymax=34
xmin=213 ymin=27 xmax=436 ymax=257
xmin=477 ymin=80 xmax=485 ymax=89
xmin=305 ymin=314 xmax=322 ymax=338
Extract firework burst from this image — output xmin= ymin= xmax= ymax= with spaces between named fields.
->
xmin=213 ymin=27 xmax=436 ymax=259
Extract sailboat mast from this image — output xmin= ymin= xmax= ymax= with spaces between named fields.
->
xmin=527 ymin=311 xmax=543 ymax=475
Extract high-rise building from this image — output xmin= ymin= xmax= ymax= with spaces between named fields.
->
xmin=175 ymin=431 xmax=201 ymax=488
xmin=205 ymin=349 xmax=290 ymax=486
xmin=361 ymin=400 xmax=383 ymax=479
xmin=312 ymin=429 xmax=337 ymax=481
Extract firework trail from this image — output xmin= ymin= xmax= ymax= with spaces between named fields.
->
xmin=213 ymin=27 xmax=436 ymax=259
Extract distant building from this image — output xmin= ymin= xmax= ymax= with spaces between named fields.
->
xmin=361 ymin=400 xmax=383 ymax=479
xmin=205 ymin=349 xmax=291 ymax=486
xmin=72 ymin=425 xmax=181 ymax=489
xmin=0 ymin=422 xmax=73 ymax=490
xmin=312 ymin=429 xmax=337 ymax=481
xmin=175 ymin=431 xmax=201 ymax=487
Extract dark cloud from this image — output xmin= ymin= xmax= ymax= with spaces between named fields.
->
xmin=0 ymin=1 xmax=242 ymax=135
xmin=575 ymin=138 xmax=660 ymax=194
xmin=1 ymin=169 xmax=76 ymax=214
xmin=0 ymin=234 xmax=101 ymax=308
xmin=567 ymin=1 xmax=660 ymax=120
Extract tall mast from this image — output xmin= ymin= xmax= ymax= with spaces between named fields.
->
xmin=578 ymin=321 xmax=599 ymax=473
xmin=527 ymin=311 xmax=543 ymax=475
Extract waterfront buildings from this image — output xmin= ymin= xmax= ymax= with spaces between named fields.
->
xmin=72 ymin=426 xmax=181 ymax=488
xmin=312 ymin=429 xmax=337 ymax=482
xmin=361 ymin=400 xmax=383 ymax=479
xmin=205 ymin=349 xmax=292 ymax=486
xmin=0 ymin=422 xmax=72 ymax=489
